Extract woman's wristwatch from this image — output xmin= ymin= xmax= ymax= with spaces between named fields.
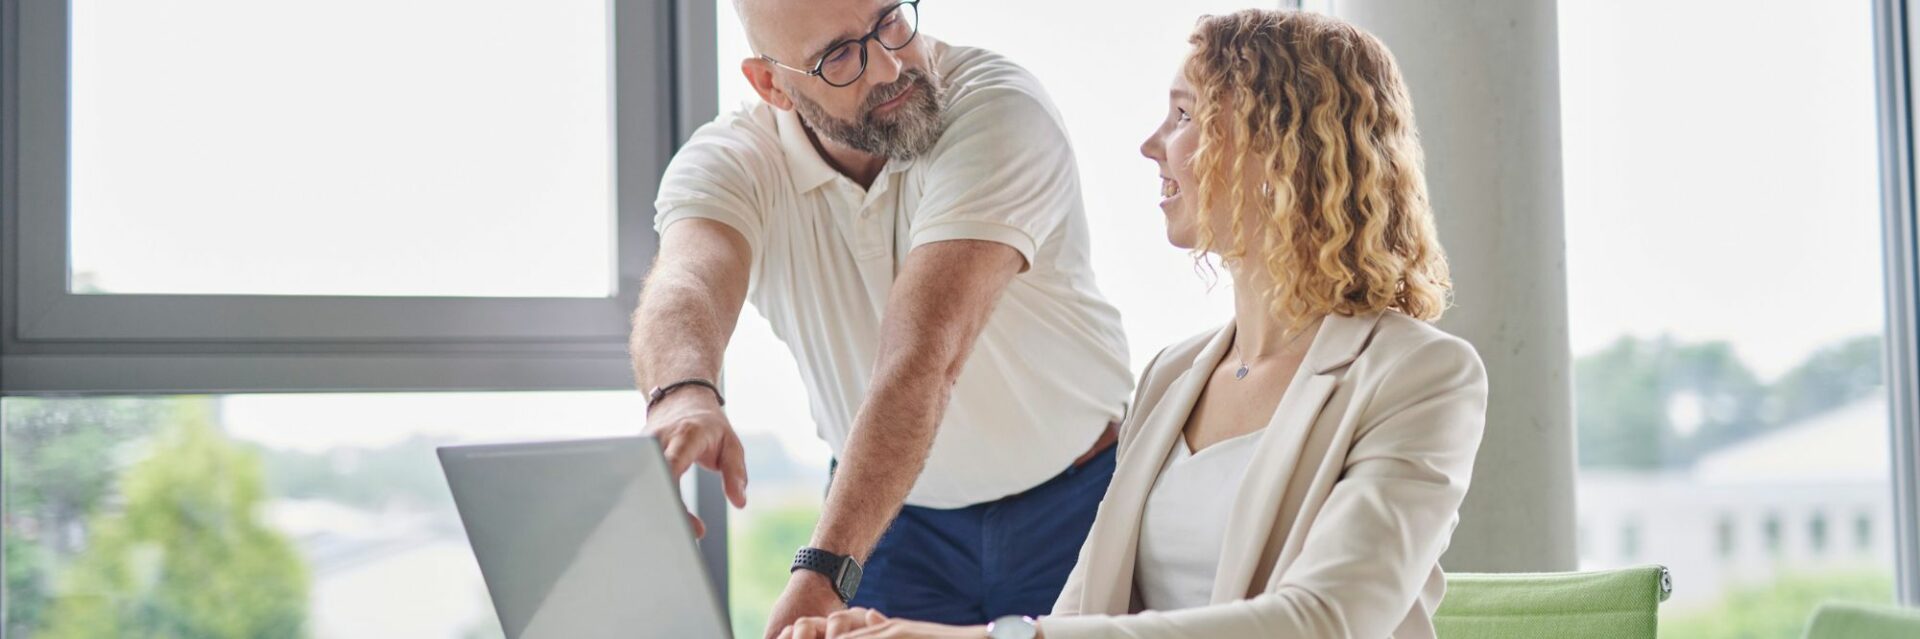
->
xmin=986 ymin=615 xmax=1037 ymax=639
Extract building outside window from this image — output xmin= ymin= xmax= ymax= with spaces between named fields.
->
xmin=1562 ymin=1 xmax=1896 ymax=636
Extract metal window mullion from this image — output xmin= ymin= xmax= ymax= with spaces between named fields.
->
xmin=666 ymin=0 xmax=728 ymax=618
xmin=1873 ymin=0 xmax=1920 ymax=607
xmin=3 ymin=0 xmax=18 ymax=632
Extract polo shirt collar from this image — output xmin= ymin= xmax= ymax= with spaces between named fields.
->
xmin=775 ymin=107 xmax=918 ymax=194
xmin=776 ymin=107 xmax=843 ymax=193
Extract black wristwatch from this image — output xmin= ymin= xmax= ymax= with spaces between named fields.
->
xmin=791 ymin=547 xmax=862 ymax=603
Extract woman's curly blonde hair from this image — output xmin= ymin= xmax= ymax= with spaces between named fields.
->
xmin=1186 ymin=9 xmax=1451 ymax=323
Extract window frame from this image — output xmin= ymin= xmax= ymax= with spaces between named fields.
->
xmin=671 ymin=0 xmax=730 ymax=613
xmin=0 ymin=0 xmax=736 ymax=617
xmin=1872 ymin=0 xmax=1920 ymax=607
xmin=0 ymin=0 xmax=675 ymax=394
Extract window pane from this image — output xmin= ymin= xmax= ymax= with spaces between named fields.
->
xmin=68 ymin=0 xmax=615 ymax=298
xmin=1 ymin=392 xmax=650 ymax=638
xmin=1562 ymin=1 xmax=1895 ymax=636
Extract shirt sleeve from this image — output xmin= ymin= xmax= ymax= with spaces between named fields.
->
xmin=908 ymin=87 xmax=1081 ymax=269
xmin=652 ymin=119 xmax=772 ymax=261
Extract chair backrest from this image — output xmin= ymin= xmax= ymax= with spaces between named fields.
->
xmin=1433 ymin=565 xmax=1671 ymax=639
xmin=1802 ymin=601 xmax=1920 ymax=639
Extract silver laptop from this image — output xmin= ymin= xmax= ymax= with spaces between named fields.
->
xmin=439 ymin=436 xmax=731 ymax=639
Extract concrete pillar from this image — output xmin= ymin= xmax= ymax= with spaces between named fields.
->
xmin=1335 ymin=0 xmax=1578 ymax=572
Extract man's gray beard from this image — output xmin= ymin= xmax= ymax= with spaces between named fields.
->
xmin=789 ymin=68 xmax=947 ymax=161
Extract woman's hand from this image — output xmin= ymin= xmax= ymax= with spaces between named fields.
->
xmin=837 ymin=618 xmax=989 ymax=639
xmin=775 ymin=608 xmax=886 ymax=639
xmin=775 ymin=608 xmax=1003 ymax=639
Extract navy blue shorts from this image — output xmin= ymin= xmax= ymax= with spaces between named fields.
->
xmin=830 ymin=445 xmax=1116 ymax=625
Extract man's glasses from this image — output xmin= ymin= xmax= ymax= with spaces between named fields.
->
xmin=760 ymin=1 xmax=921 ymax=88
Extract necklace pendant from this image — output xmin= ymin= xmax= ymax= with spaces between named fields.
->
xmin=1235 ymin=364 xmax=1250 ymax=380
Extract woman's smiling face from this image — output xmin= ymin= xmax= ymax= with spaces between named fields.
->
xmin=1141 ymin=59 xmax=1207 ymax=250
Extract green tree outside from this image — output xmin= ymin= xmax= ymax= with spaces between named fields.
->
xmin=730 ymin=504 xmax=822 ymax=638
xmin=3 ymin=396 xmax=179 ymax=638
xmin=1764 ymin=335 xmax=1884 ymax=426
xmin=36 ymin=402 xmax=310 ymax=638
xmin=5 ymin=534 xmax=54 ymax=637
xmin=1576 ymin=335 xmax=1769 ymax=468
xmin=1577 ymin=336 xmax=1682 ymax=468
xmin=1661 ymin=569 xmax=1894 ymax=639
xmin=1576 ymin=334 xmax=1882 ymax=470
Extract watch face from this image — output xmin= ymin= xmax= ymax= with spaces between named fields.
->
xmin=836 ymin=557 xmax=863 ymax=600
xmin=987 ymin=616 xmax=1036 ymax=639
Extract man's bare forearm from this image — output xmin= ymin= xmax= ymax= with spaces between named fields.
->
xmin=629 ymin=220 xmax=751 ymax=391
xmin=808 ymin=349 xmax=957 ymax=560
xmin=806 ymin=239 xmax=1021 ymax=561
xmin=631 ymin=272 xmax=729 ymax=389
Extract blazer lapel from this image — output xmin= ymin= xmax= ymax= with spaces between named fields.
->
xmin=1207 ymin=313 xmax=1384 ymax=603
xmin=1080 ymin=323 xmax=1236 ymax=614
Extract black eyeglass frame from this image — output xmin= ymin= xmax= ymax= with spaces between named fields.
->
xmin=758 ymin=0 xmax=921 ymax=88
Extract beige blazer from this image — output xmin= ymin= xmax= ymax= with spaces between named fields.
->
xmin=1043 ymin=311 xmax=1488 ymax=639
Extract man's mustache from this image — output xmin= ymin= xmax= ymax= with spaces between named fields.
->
xmin=863 ymin=70 xmax=928 ymax=114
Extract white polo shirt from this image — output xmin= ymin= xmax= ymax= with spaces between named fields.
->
xmin=652 ymin=40 xmax=1132 ymax=508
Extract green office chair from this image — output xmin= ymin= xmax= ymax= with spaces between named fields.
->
xmin=1802 ymin=601 xmax=1920 ymax=639
xmin=1433 ymin=565 xmax=1672 ymax=639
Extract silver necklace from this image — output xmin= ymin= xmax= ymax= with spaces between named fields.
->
xmin=1228 ymin=326 xmax=1314 ymax=380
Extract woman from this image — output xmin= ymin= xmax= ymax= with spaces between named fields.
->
xmin=780 ymin=9 xmax=1487 ymax=639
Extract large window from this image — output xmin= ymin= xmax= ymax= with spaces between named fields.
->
xmin=2 ymin=0 xmax=674 ymax=394
xmin=68 ymin=0 xmax=615 ymax=299
xmin=1 ymin=1 xmax=698 ymax=637
xmin=1561 ymin=1 xmax=1895 ymax=635
xmin=0 ymin=393 xmax=655 ymax=639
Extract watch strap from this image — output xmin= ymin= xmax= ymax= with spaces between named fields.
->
xmin=791 ymin=547 xmax=861 ymax=603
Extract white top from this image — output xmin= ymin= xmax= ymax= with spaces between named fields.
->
xmin=651 ymin=40 xmax=1132 ymax=508
xmin=1133 ymin=428 xmax=1266 ymax=612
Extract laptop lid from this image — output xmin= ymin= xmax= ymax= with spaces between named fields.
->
xmin=438 ymin=436 xmax=730 ymax=639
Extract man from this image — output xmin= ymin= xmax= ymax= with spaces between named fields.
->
xmin=629 ymin=0 xmax=1132 ymax=635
